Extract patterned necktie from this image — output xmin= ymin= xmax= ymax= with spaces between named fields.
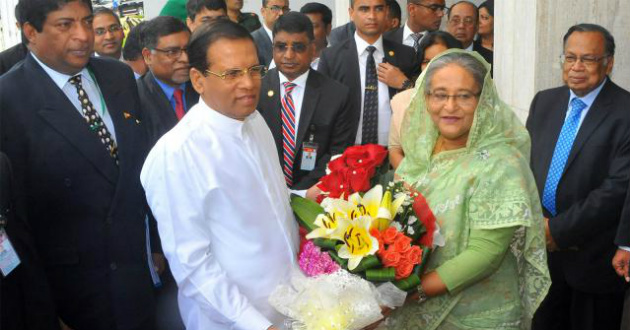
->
xmin=68 ymin=75 xmax=119 ymax=165
xmin=411 ymin=32 xmax=423 ymax=53
xmin=362 ymin=45 xmax=378 ymax=145
xmin=173 ymin=88 xmax=185 ymax=120
xmin=281 ymin=82 xmax=297 ymax=186
xmin=542 ymin=98 xmax=587 ymax=215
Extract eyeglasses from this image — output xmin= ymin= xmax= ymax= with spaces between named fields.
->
xmin=266 ymin=5 xmax=290 ymax=13
xmin=205 ymin=64 xmax=268 ymax=80
xmin=560 ymin=54 xmax=610 ymax=67
xmin=94 ymin=24 xmax=122 ymax=36
xmin=411 ymin=2 xmax=448 ymax=13
xmin=427 ymin=91 xmax=480 ymax=107
xmin=152 ymin=47 xmax=187 ymax=59
xmin=448 ymin=17 xmax=475 ymax=27
xmin=273 ymin=42 xmax=309 ymax=53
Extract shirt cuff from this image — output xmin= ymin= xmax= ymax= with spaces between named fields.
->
xmin=619 ymin=246 xmax=630 ymax=252
xmin=232 ymin=305 xmax=272 ymax=330
xmin=290 ymin=189 xmax=307 ymax=198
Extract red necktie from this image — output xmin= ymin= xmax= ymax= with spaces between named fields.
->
xmin=281 ymin=82 xmax=297 ymax=186
xmin=174 ymin=88 xmax=185 ymax=120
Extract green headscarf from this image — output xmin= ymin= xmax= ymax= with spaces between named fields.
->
xmin=390 ymin=49 xmax=550 ymax=330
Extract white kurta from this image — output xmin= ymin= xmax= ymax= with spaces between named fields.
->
xmin=141 ymin=99 xmax=299 ymax=330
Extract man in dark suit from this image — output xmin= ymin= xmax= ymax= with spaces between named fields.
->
xmin=318 ymin=0 xmax=419 ymax=146
xmin=0 ymin=0 xmax=157 ymax=329
xmin=252 ymin=0 xmax=290 ymax=66
xmin=446 ymin=1 xmax=493 ymax=71
xmin=0 ymin=153 xmax=59 ymax=330
xmin=0 ymin=5 xmax=27 ymax=75
xmin=139 ymin=16 xmax=198 ymax=144
xmin=257 ymin=12 xmax=353 ymax=200
xmin=527 ymin=24 xmax=630 ymax=330
xmin=384 ymin=0 xmax=446 ymax=53
xmin=614 ymin=180 xmax=630 ymax=329
xmin=328 ymin=22 xmax=355 ymax=47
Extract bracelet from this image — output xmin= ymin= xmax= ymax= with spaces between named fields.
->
xmin=416 ymin=284 xmax=428 ymax=304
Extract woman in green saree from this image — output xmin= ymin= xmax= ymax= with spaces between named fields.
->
xmin=381 ymin=50 xmax=551 ymax=330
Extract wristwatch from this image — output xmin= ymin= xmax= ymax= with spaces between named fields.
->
xmin=417 ymin=284 xmax=428 ymax=304
xmin=401 ymin=79 xmax=414 ymax=90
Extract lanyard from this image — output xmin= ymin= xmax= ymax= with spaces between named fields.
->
xmin=87 ymin=68 xmax=108 ymax=117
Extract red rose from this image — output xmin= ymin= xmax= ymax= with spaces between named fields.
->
xmin=327 ymin=155 xmax=349 ymax=172
xmin=364 ymin=144 xmax=388 ymax=165
xmin=344 ymin=146 xmax=369 ymax=168
xmin=411 ymin=190 xmax=437 ymax=247
xmin=381 ymin=250 xmax=402 ymax=268
xmin=395 ymin=260 xmax=415 ymax=280
xmin=406 ymin=245 xmax=423 ymax=265
xmin=348 ymin=167 xmax=371 ymax=192
xmin=318 ymin=171 xmax=350 ymax=198
xmin=393 ymin=235 xmax=412 ymax=253
xmin=383 ymin=227 xmax=400 ymax=245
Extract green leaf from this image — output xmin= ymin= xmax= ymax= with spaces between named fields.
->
xmin=393 ymin=273 xmax=421 ymax=291
xmin=290 ymin=195 xmax=324 ymax=232
xmin=349 ymin=255 xmax=382 ymax=273
xmin=365 ymin=267 xmax=396 ymax=282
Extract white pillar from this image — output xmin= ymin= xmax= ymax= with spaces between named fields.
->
xmin=0 ymin=0 xmax=20 ymax=51
xmin=335 ymin=0 xmax=350 ymax=28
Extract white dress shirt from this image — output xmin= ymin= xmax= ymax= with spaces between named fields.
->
xmin=401 ymin=22 xmax=427 ymax=48
xmin=31 ymin=53 xmax=117 ymax=141
xmin=141 ymin=99 xmax=299 ymax=330
xmin=354 ymin=32 xmax=392 ymax=146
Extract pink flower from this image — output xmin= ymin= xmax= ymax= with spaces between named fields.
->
xmin=299 ymin=241 xmax=340 ymax=277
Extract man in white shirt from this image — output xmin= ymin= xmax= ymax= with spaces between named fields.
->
xmin=384 ymin=0 xmax=446 ymax=53
xmin=252 ymin=0 xmax=290 ymax=67
xmin=92 ymin=7 xmax=124 ymax=59
xmin=141 ymin=20 xmax=298 ymax=330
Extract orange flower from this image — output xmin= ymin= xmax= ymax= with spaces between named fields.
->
xmin=393 ymin=235 xmax=412 ymax=253
xmin=406 ymin=245 xmax=423 ymax=265
xmin=395 ymin=260 xmax=415 ymax=280
xmin=381 ymin=250 xmax=402 ymax=268
xmin=383 ymin=227 xmax=399 ymax=245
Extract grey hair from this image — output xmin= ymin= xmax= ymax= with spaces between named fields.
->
xmin=424 ymin=52 xmax=487 ymax=94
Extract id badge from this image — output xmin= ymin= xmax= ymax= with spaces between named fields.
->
xmin=300 ymin=142 xmax=318 ymax=171
xmin=0 ymin=228 xmax=21 ymax=277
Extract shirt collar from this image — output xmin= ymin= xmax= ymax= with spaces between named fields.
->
xmin=354 ymin=32 xmax=384 ymax=57
xmin=403 ymin=22 xmax=425 ymax=40
xmin=465 ymin=43 xmax=474 ymax=51
xmin=199 ymin=97 xmax=253 ymax=139
xmin=263 ymin=24 xmax=273 ymax=41
xmin=153 ymin=76 xmax=186 ymax=101
xmin=30 ymin=52 xmax=93 ymax=89
xmin=569 ymin=77 xmax=607 ymax=109
xmin=278 ymin=69 xmax=310 ymax=89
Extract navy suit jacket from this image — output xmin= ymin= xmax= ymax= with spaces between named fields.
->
xmin=252 ymin=27 xmax=273 ymax=67
xmin=257 ymin=69 xmax=353 ymax=190
xmin=0 ymin=55 xmax=156 ymax=330
xmin=527 ymin=79 xmax=630 ymax=293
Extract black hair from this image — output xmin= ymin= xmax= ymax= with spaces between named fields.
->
xmin=143 ymin=16 xmax=190 ymax=50
xmin=123 ymin=21 xmax=146 ymax=61
xmin=417 ymin=31 xmax=462 ymax=68
xmin=447 ymin=0 xmax=478 ymax=22
xmin=478 ymin=0 xmax=493 ymax=17
xmin=17 ymin=0 xmax=92 ymax=32
xmin=272 ymin=11 xmax=314 ymax=41
xmin=93 ymin=6 xmax=119 ymax=21
xmin=563 ymin=23 xmax=615 ymax=56
xmin=187 ymin=0 xmax=227 ymax=21
xmin=386 ymin=0 xmax=401 ymax=22
xmin=187 ymin=19 xmax=254 ymax=72
xmin=299 ymin=3 xmax=332 ymax=26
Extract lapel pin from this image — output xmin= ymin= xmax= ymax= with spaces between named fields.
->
xmin=123 ymin=112 xmax=132 ymax=119
xmin=268 ymin=90 xmax=275 ymax=97
xmin=388 ymin=50 xmax=395 ymax=57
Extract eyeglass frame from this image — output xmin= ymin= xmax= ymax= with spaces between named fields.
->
xmin=151 ymin=47 xmax=188 ymax=60
xmin=448 ymin=16 xmax=476 ymax=27
xmin=94 ymin=24 xmax=123 ymax=36
xmin=426 ymin=90 xmax=481 ymax=106
xmin=204 ymin=64 xmax=268 ymax=81
xmin=560 ymin=54 xmax=611 ymax=67
xmin=265 ymin=5 xmax=290 ymax=13
xmin=410 ymin=2 xmax=448 ymax=14
xmin=272 ymin=42 xmax=311 ymax=54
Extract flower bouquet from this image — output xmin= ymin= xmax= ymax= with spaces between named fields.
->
xmin=269 ymin=145 xmax=441 ymax=330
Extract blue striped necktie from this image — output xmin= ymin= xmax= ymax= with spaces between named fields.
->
xmin=281 ymin=82 xmax=297 ymax=186
xmin=542 ymin=97 xmax=588 ymax=215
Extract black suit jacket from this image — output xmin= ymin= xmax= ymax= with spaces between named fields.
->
xmin=318 ymin=37 xmax=419 ymax=142
xmin=0 ymin=55 xmax=156 ymax=330
xmin=137 ymin=71 xmax=198 ymax=145
xmin=0 ymin=153 xmax=59 ymax=330
xmin=328 ymin=22 xmax=356 ymax=47
xmin=257 ymin=69 xmax=353 ymax=190
xmin=0 ymin=43 xmax=27 ymax=76
xmin=472 ymin=41 xmax=493 ymax=76
xmin=252 ymin=27 xmax=273 ymax=67
xmin=617 ymin=179 xmax=630 ymax=246
xmin=527 ymin=79 xmax=630 ymax=293
xmin=383 ymin=26 xmax=404 ymax=45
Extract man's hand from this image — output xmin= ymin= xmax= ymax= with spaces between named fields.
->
xmin=544 ymin=217 xmax=558 ymax=252
xmin=377 ymin=63 xmax=408 ymax=89
xmin=612 ymin=248 xmax=630 ymax=282
xmin=152 ymin=253 xmax=166 ymax=275
xmin=305 ymin=185 xmax=322 ymax=201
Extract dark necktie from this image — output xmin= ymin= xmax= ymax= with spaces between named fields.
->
xmin=68 ymin=75 xmax=119 ymax=165
xmin=174 ymin=88 xmax=185 ymax=120
xmin=411 ymin=33 xmax=424 ymax=53
xmin=362 ymin=45 xmax=378 ymax=145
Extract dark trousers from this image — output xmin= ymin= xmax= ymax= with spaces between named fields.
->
xmin=532 ymin=268 xmax=624 ymax=330
xmin=621 ymin=288 xmax=630 ymax=330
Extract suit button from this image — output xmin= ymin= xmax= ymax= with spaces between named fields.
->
xmin=110 ymin=262 xmax=118 ymax=271
xmin=64 ymin=178 xmax=72 ymax=187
